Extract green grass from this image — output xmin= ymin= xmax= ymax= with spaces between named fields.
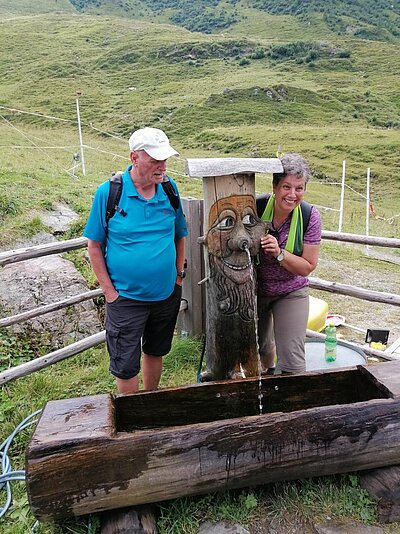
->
xmin=1 ymin=4 xmax=400 ymax=533
xmin=0 ymin=335 xmax=387 ymax=534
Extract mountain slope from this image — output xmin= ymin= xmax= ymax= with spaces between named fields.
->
xmin=1 ymin=0 xmax=400 ymax=41
xmin=0 ymin=3 xmax=399 ymax=203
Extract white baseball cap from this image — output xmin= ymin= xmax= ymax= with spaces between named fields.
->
xmin=128 ymin=127 xmax=179 ymax=160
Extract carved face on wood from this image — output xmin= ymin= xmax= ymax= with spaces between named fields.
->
xmin=207 ymin=194 xmax=265 ymax=284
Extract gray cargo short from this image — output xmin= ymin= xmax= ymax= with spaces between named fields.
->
xmin=105 ymin=284 xmax=182 ymax=379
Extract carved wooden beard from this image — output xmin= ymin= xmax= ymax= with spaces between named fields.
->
xmin=209 ymin=253 xmax=256 ymax=322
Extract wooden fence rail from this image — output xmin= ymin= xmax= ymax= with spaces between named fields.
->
xmin=309 ymin=277 xmax=400 ymax=307
xmin=1 ymin=232 xmax=399 ymax=268
xmin=0 ymin=289 xmax=103 ymax=328
xmin=1 ymin=197 xmax=399 ymax=384
xmin=0 ymin=237 xmax=88 ymax=267
xmin=0 ymin=331 xmax=106 ymax=385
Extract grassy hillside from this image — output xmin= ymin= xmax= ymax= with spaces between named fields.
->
xmin=6 ymin=0 xmax=398 ymax=40
xmin=0 ymin=0 xmax=74 ymax=16
xmin=0 ymin=2 xmax=399 ymax=236
xmin=0 ymin=7 xmax=399 ymax=219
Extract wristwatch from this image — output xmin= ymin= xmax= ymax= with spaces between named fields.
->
xmin=275 ymin=249 xmax=285 ymax=263
xmin=177 ymin=270 xmax=186 ymax=279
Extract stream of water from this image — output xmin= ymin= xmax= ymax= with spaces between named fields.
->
xmin=244 ymin=247 xmax=264 ymax=415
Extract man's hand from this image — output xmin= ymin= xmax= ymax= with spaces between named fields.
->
xmin=104 ymin=289 xmax=120 ymax=303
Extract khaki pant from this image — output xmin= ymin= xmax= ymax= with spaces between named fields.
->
xmin=257 ymin=286 xmax=309 ymax=373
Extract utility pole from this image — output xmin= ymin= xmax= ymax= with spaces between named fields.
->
xmin=366 ymin=167 xmax=371 ymax=238
xmin=76 ymin=91 xmax=86 ymax=176
xmin=338 ymin=160 xmax=345 ymax=232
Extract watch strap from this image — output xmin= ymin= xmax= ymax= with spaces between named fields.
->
xmin=275 ymin=249 xmax=285 ymax=263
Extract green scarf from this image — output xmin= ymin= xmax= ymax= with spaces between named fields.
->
xmin=261 ymin=194 xmax=304 ymax=255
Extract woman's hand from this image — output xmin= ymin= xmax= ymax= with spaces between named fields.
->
xmin=260 ymin=234 xmax=280 ymax=258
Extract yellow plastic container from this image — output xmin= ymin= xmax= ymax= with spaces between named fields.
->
xmin=308 ymin=295 xmax=329 ymax=332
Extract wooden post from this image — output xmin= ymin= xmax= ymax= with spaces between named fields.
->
xmin=185 ymin=158 xmax=283 ymax=381
xmin=176 ymin=197 xmax=205 ymax=337
xmin=359 ymin=465 xmax=400 ymax=523
xmin=101 ymin=506 xmax=158 ymax=533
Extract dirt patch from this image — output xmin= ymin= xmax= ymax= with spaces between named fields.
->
xmin=313 ymin=243 xmax=400 ymax=349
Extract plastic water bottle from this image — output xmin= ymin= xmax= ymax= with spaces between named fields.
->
xmin=325 ymin=323 xmax=337 ymax=362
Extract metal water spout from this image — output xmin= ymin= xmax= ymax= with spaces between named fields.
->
xmin=238 ymin=238 xmax=249 ymax=251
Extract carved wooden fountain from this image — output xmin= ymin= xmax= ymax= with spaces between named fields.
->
xmin=186 ymin=158 xmax=282 ymax=380
xmin=26 ymin=159 xmax=400 ymax=523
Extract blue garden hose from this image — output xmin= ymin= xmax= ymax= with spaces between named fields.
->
xmin=1 ymin=409 xmax=94 ymax=533
xmin=0 ymin=409 xmax=42 ymax=520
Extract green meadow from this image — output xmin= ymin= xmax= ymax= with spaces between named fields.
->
xmin=1 ymin=0 xmax=400 ymax=532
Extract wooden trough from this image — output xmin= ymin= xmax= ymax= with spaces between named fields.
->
xmin=26 ymin=360 xmax=400 ymax=522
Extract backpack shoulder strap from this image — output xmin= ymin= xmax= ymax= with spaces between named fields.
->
xmin=300 ymin=200 xmax=312 ymax=234
xmin=161 ymin=177 xmax=180 ymax=211
xmin=106 ymin=172 xmax=123 ymax=225
xmin=256 ymin=193 xmax=270 ymax=218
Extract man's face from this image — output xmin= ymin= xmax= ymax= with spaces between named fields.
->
xmin=207 ymin=195 xmax=265 ymax=284
xmin=131 ymin=149 xmax=167 ymax=185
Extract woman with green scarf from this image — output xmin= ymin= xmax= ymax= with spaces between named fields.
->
xmin=256 ymin=153 xmax=322 ymax=375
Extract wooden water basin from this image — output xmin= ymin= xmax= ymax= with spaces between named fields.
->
xmin=26 ymin=361 xmax=400 ymax=521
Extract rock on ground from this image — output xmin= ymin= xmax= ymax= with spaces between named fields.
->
xmin=39 ymin=202 xmax=80 ymax=234
xmin=0 ymin=233 xmax=101 ymax=350
xmin=199 ymin=521 xmax=250 ymax=534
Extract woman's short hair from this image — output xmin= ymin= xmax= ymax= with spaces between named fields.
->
xmin=272 ymin=153 xmax=310 ymax=186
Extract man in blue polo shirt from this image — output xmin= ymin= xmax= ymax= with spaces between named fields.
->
xmin=84 ymin=127 xmax=188 ymax=394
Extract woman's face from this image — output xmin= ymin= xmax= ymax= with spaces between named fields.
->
xmin=273 ymin=174 xmax=306 ymax=215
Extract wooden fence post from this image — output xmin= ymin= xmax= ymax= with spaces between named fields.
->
xmin=176 ymin=197 xmax=205 ymax=338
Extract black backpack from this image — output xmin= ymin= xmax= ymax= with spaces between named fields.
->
xmin=105 ymin=172 xmax=180 ymax=226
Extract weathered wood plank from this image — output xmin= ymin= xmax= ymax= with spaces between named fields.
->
xmin=28 ymin=394 xmax=114 ymax=446
xmin=114 ymin=368 xmax=386 ymax=431
xmin=359 ymin=465 xmax=400 ymax=523
xmin=185 ymin=158 xmax=283 ymax=177
xmin=308 ymin=277 xmax=400 ymax=307
xmin=26 ymin=362 xmax=400 ymax=521
xmin=176 ymin=197 xmax=205 ymax=336
xmin=101 ymin=506 xmax=158 ymax=534
xmin=0 ymin=237 xmax=88 ymax=266
xmin=359 ymin=360 xmax=400 ymax=397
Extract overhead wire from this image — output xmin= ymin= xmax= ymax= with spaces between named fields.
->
xmin=0 ymin=145 xmax=81 ymax=149
xmin=0 ymin=103 xmax=192 ymax=180
xmin=0 ymin=113 xmax=76 ymax=179
xmin=0 ymin=105 xmax=73 ymax=123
